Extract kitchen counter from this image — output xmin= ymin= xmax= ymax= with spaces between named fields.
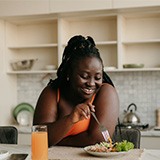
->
xmin=141 ymin=127 xmax=160 ymax=137
xmin=14 ymin=125 xmax=160 ymax=148
xmin=14 ymin=125 xmax=160 ymax=136
xmin=14 ymin=125 xmax=31 ymax=134
xmin=14 ymin=125 xmax=31 ymax=145
xmin=140 ymin=127 xmax=160 ymax=149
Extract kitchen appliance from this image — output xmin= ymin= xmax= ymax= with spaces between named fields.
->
xmin=123 ymin=103 xmax=140 ymax=124
xmin=118 ymin=122 xmax=149 ymax=130
xmin=120 ymin=103 xmax=149 ymax=130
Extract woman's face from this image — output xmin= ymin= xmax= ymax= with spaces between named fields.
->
xmin=69 ymin=56 xmax=103 ymax=100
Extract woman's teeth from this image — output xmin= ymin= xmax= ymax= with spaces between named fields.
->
xmin=83 ymin=88 xmax=94 ymax=94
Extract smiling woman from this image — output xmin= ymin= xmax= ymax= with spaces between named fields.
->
xmin=33 ymin=35 xmax=119 ymax=147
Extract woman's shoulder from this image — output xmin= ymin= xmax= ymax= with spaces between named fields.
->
xmin=101 ymin=83 xmax=116 ymax=91
xmin=93 ymin=83 xmax=119 ymax=109
xmin=39 ymin=81 xmax=58 ymax=101
xmin=96 ymin=83 xmax=118 ymax=99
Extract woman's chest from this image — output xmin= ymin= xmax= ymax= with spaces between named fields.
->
xmin=57 ymin=99 xmax=74 ymax=118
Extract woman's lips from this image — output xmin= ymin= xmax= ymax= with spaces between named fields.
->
xmin=82 ymin=88 xmax=95 ymax=95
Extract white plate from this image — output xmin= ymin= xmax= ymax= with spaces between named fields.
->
xmin=17 ymin=110 xmax=33 ymax=126
xmin=84 ymin=146 xmax=128 ymax=157
xmin=0 ymin=150 xmax=9 ymax=159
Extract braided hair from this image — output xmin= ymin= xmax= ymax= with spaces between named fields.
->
xmin=48 ymin=35 xmax=114 ymax=88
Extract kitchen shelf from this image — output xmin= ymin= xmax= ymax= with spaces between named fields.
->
xmin=119 ymin=12 xmax=160 ymax=69
xmin=5 ymin=19 xmax=58 ymax=73
xmin=104 ymin=68 xmax=160 ymax=72
xmin=122 ymin=39 xmax=160 ymax=44
xmin=4 ymin=9 xmax=160 ymax=74
xmin=59 ymin=15 xmax=118 ymax=69
xmin=96 ymin=41 xmax=117 ymax=45
xmin=8 ymin=43 xmax=58 ymax=49
xmin=7 ymin=70 xmax=57 ymax=74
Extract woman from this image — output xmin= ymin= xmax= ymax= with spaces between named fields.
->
xmin=33 ymin=35 xmax=119 ymax=147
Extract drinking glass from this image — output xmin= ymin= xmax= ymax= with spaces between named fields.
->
xmin=31 ymin=125 xmax=48 ymax=160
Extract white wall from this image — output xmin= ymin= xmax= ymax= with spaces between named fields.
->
xmin=0 ymin=20 xmax=17 ymax=125
xmin=16 ymin=71 xmax=160 ymax=127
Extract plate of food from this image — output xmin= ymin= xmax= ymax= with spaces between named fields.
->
xmin=84 ymin=140 xmax=134 ymax=157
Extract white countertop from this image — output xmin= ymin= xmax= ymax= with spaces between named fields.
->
xmin=141 ymin=127 xmax=160 ymax=137
xmin=14 ymin=125 xmax=31 ymax=134
xmin=14 ymin=125 xmax=160 ymax=137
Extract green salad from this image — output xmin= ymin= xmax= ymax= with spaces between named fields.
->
xmin=114 ymin=140 xmax=134 ymax=152
xmin=89 ymin=140 xmax=134 ymax=153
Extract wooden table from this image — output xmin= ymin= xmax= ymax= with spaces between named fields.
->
xmin=0 ymin=144 xmax=159 ymax=160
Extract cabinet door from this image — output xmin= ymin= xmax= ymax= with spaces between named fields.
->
xmin=59 ymin=16 xmax=118 ymax=69
xmin=113 ymin=0 xmax=160 ymax=9
xmin=50 ymin=0 xmax=112 ymax=13
xmin=0 ymin=0 xmax=50 ymax=16
xmin=18 ymin=133 xmax=31 ymax=145
xmin=141 ymin=136 xmax=160 ymax=149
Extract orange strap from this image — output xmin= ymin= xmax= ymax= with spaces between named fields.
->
xmin=57 ymin=88 xmax=60 ymax=103
xmin=57 ymin=89 xmax=96 ymax=137
xmin=90 ymin=93 xmax=96 ymax=104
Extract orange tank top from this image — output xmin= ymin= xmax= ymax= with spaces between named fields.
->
xmin=57 ymin=89 xmax=95 ymax=137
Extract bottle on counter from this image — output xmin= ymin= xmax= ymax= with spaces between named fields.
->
xmin=156 ymin=108 xmax=160 ymax=127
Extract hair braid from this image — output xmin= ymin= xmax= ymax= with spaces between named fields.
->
xmin=48 ymin=35 xmax=114 ymax=88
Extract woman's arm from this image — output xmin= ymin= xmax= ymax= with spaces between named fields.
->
xmin=33 ymin=86 xmax=96 ymax=146
xmin=33 ymin=86 xmax=75 ymax=146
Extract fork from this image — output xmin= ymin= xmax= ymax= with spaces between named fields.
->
xmin=91 ymin=112 xmax=112 ymax=143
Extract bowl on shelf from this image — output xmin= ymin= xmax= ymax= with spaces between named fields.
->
xmin=10 ymin=59 xmax=38 ymax=71
xmin=104 ymin=66 xmax=116 ymax=70
xmin=45 ymin=65 xmax=56 ymax=70
xmin=123 ymin=63 xmax=144 ymax=68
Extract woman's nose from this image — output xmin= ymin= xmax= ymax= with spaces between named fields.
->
xmin=87 ymin=78 xmax=95 ymax=86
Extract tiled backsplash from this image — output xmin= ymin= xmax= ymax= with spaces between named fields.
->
xmin=17 ymin=71 xmax=160 ymax=126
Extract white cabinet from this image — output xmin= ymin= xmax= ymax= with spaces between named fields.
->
xmin=113 ymin=0 xmax=160 ymax=9
xmin=18 ymin=132 xmax=31 ymax=145
xmin=5 ymin=18 xmax=58 ymax=74
xmin=118 ymin=13 xmax=160 ymax=70
xmin=59 ymin=15 xmax=118 ymax=69
xmin=3 ymin=7 xmax=160 ymax=74
xmin=50 ymin=0 xmax=112 ymax=13
xmin=15 ymin=125 xmax=31 ymax=145
xmin=0 ymin=0 xmax=50 ymax=16
xmin=141 ymin=136 xmax=160 ymax=149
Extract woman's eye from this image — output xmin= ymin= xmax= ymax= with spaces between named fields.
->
xmin=95 ymin=77 xmax=101 ymax=81
xmin=95 ymin=75 xmax=102 ymax=81
xmin=81 ymin=74 xmax=88 ymax=79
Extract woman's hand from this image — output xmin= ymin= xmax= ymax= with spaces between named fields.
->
xmin=69 ymin=103 xmax=95 ymax=123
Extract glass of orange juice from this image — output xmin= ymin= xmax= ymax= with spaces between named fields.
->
xmin=31 ymin=125 xmax=48 ymax=160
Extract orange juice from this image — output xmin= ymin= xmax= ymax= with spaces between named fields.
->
xmin=32 ymin=131 xmax=48 ymax=160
